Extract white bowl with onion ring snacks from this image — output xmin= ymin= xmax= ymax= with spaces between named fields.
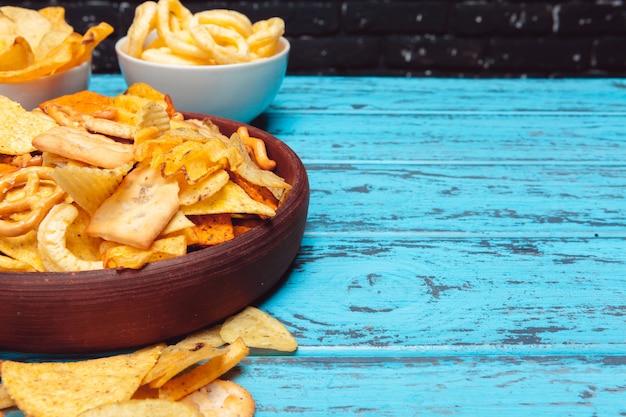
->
xmin=115 ymin=36 xmax=289 ymax=123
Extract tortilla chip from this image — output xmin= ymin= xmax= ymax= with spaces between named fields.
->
xmin=1 ymin=344 xmax=163 ymax=417
xmin=0 ymin=95 xmax=58 ymax=154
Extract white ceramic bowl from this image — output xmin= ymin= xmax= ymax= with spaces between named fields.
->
xmin=0 ymin=60 xmax=91 ymax=110
xmin=115 ymin=36 xmax=289 ymax=123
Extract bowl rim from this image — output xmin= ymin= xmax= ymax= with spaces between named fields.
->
xmin=0 ymin=114 xmax=309 ymax=353
xmin=0 ymin=59 xmax=91 ymax=86
xmin=115 ymin=35 xmax=290 ymax=71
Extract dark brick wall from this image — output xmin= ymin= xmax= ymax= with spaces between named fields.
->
xmin=6 ymin=1 xmax=626 ymax=77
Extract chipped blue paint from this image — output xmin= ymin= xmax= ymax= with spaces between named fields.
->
xmin=2 ymin=76 xmax=624 ymax=416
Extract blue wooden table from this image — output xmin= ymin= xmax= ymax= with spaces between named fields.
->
xmin=4 ymin=75 xmax=626 ymax=416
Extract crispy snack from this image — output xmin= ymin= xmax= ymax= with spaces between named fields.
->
xmin=0 ymin=166 xmax=66 ymax=237
xmin=0 ymin=95 xmax=58 ymax=155
xmin=220 ymin=306 xmax=298 ymax=352
xmin=1 ymin=344 xmax=163 ymax=417
xmin=0 ymin=82 xmax=290 ymax=271
xmin=37 ymin=203 xmax=103 ymax=272
xmin=32 ymin=126 xmax=135 ymax=169
xmin=78 ymin=399 xmax=201 ymax=417
xmin=0 ymin=308 xmax=296 ymax=417
xmin=158 ymin=337 xmax=249 ymax=401
xmin=0 ymin=6 xmax=112 ymax=83
xmin=180 ymin=379 xmax=255 ymax=417
xmin=86 ymin=166 xmax=180 ymax=250
xmin=126 ymin=0 xmax=284 ymax=65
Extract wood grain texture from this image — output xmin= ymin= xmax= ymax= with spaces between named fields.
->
xmin=2 ymin=76 xmax=624 ymax=416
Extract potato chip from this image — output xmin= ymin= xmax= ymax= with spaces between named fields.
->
xmin=159 ymin=337 xmax=249 ymax=401
xmin=178 ymin=169 xmax=230 ymax=206
xmin=100 ymin=235 xmax=187 ymax=269
xmin=0 ymin=6 xmax=51 ymax=52
xmin=227 ymin=132 xmax=291 ymax=193
xmin=180 ymin=379 xmax=255 ymax=417
xmin=1 ymin=344 xmax=164 ymax=417
xmin=0 ymin=95 xmax=58 ymax=155
xmin=182 ymin=181 xmax=275 ymax=217
xmin=78 ymin=399 xmax=201 ymax=417
xmin=143 ymin=339 xmax=227 ymax=388
xmin=50 ymin=163 xmax=132 ymax=215
xmin=37 ymin=202 xmax=104 ymax=272
xmin=220 ymin=306 xmax=298 ymax=352
xmin=0 ymin=36 xmax=34 ymax=71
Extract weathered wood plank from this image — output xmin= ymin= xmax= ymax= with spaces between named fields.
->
xmin=258 ymin=236 xmax=626 ymax=350
xmin=261 ymin=113 xmax=626 ymax=163
xmin=271 ymin=77 xmax=626 ymax=114
xmin=229 ymin=355 xmax=626 ymax=416
xmin=303 ymin=164 xmax=626 ymax=235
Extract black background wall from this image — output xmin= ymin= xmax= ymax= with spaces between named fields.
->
xmin=6 ymin=1 xmax=626 ymax=77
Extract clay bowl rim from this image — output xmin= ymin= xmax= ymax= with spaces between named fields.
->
xmin=0 ymin=114 xmax=309 ymax=354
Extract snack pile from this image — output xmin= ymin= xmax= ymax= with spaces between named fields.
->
xmin=0 ymin=83 xmax=291 ymax=272
xmin=126 ymin=0 xmax=285 ymax=65
xmin=0 ymin=6 xmax=112 ymax=83
xmin=0 ymin=306 xmax=298 ymax=417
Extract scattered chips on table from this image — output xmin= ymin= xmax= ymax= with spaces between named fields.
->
xmin=0 ymin=6 xmax=112 ymax=83
xmin=0 ymin=307 xmax=296 ymax=417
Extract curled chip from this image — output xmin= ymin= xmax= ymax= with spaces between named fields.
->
xmin=125 ymin=0 xmax=284 ymax=65
xmin=37 ymin=202 xmax=103 ymax=272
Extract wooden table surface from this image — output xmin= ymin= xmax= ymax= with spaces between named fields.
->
xmin=3 ymin=75 xmax=626 ymax=416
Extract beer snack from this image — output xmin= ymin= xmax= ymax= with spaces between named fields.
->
xmin=0 ymin=6 xmax=112 ymax=83
xmin=125 ymin=0 xmax=285 ymax=65
xmin=0 ymin=307 xmax=295 ymax=417
xmin=0 ymin=84 xmax=292 ymax=271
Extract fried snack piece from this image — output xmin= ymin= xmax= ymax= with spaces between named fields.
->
xmin=180 ymin=380 xmax=255 ymax=417
xmin=32 ymin=126 xmax=134 ymax=169
xmin=0 ymin=95 xmax=58 ymax=155
xmin=220 ymin=306 xmax=298 ymax=352
xmin=1 ymin=344 xmax=163 ymax=417
xmin=158 ymin=337 xmax=249 ymax=401
xmin=86 ymin=167 xmax=180 ymax=250
xmin=39 ymin=90 xmax=112 ymax=115
xmin=37 ymin=203 xmax=103 ymax=272
xmin=78 ymin=399 xmax=201 ymax=417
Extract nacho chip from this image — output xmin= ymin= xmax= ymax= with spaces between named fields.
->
xmin=39 ymin=90 xmax=111 ymax=115
xmin=220 ymin=306 xmax=298 ymax=352
xmin=0 ymin=383 xmax=16 ymax=409
xmin=182 ymin=181 xmax=275 ymax=217
xmin=1 ymin=344 xmax=164 ymax=417
xmin=159 ymin=338 xmax=249 ymax=402
xmin=100 ymin=235 xmax=187 ymax=269
xmin=0 ymin=229 xmax=44 ymax=271
xmin=187 ymin=214 xmax=234 ymax=246
xmin=78 ymin=399 xmax=201 ymax=417
xmin=0 ymin=95 xmax=58 ymax=155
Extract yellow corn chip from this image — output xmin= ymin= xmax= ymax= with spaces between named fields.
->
xmin=182 ymin=181 xmax=275 ymax=217
xmin=220 ymin=306 xmax=298 ymax=352
xmin=77 ymin=399 xmax=201 ymax=417
xmin=1 ymin=344 xmax=164 ymax=417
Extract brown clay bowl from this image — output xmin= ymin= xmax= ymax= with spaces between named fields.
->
xmin=0 ymin=114 xmax=309 ymax=354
